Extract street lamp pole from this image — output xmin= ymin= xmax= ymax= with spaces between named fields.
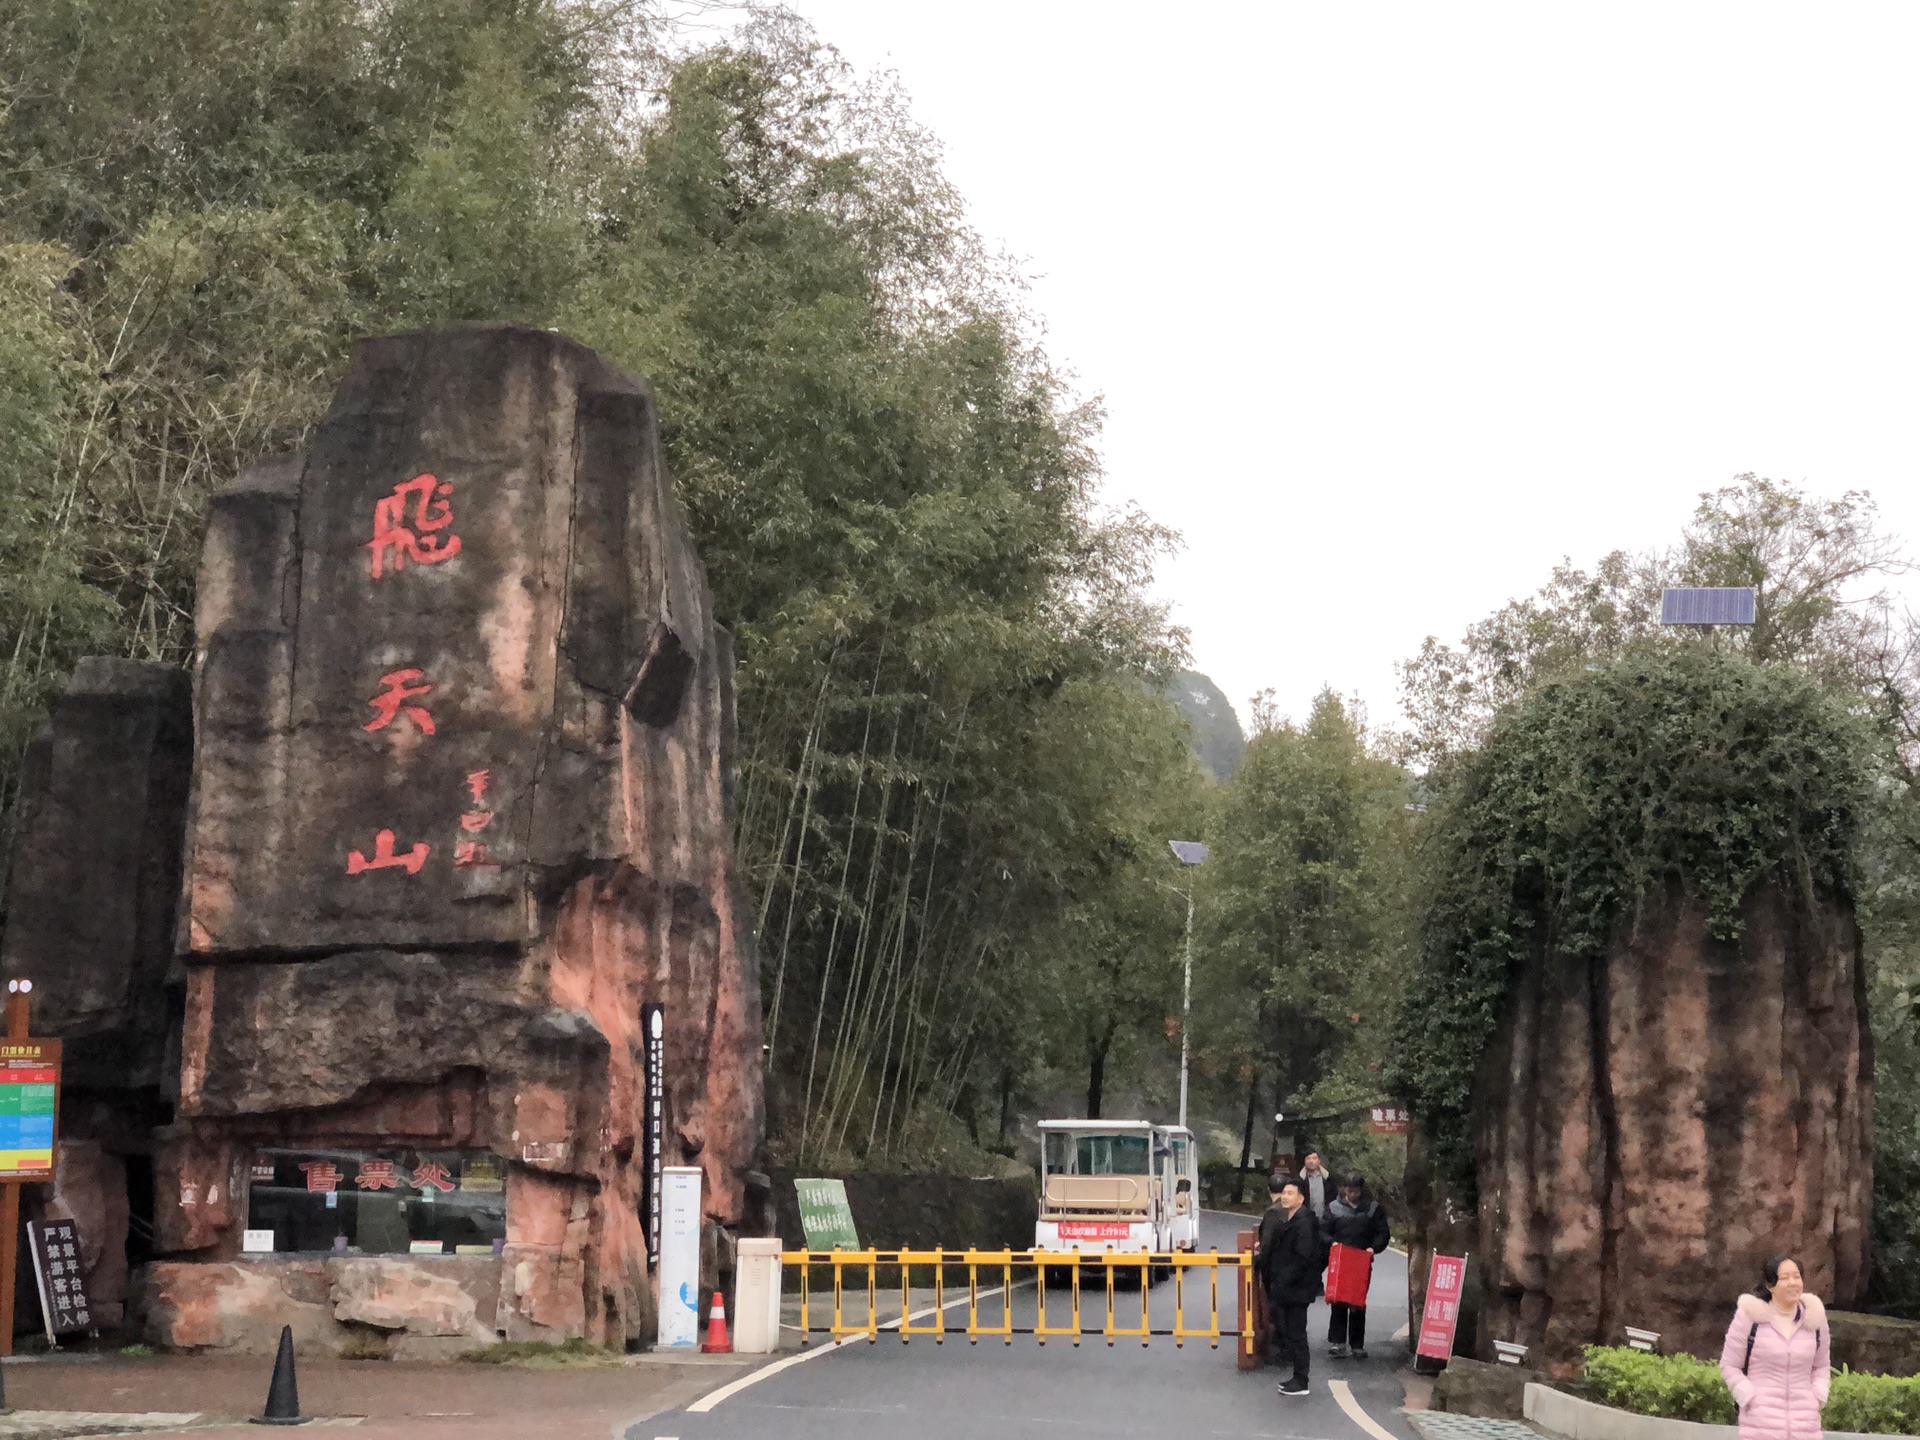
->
xmin=1179 ymin=883 xmax=1194 ymax=1131
xmin=1166 ymin=840 xmax=1209 ymax=1132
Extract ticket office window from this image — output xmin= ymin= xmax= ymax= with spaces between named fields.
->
xmin=246 ymin=1150 xmax=506 ymax=1255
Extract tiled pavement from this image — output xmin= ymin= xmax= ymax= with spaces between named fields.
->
xmin=1406 ymin=1409 xmax=1547 ymax=1440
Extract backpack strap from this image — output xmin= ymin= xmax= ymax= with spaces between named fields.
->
xmin=1743 ymin=1321 xmax=1759 ymax=1374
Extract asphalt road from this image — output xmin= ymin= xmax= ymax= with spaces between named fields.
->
xmin=634 ymin=1211 xmax=1422 ymax=1440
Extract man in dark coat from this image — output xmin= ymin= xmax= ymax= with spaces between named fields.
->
xmin=1256 ymin=1177 xmax=1321 ymax=1396
xmin=1320 ymin=1172 xmax=1392 ymax=1357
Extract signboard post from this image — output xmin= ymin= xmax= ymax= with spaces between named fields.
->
xmin=1416 ymin=1252 xmax=1469 ymax=1364
xmin=655 ymin=1166 xmax=702 ymax=1350
xmin=641 ymin=1002 xmax=664 ymax=1269
xmin=0 ymin=978 xmax=58 ymax=1359
xmin=793 ymin=1178 xmax=860 ymax=1252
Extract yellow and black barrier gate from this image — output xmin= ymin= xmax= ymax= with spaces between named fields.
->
xmin=779 ymin=1249 xmax=1255 ymax=1353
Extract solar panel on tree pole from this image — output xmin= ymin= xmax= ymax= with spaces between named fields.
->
xmin=1660 ymin=587 xmax=1757 ymax=625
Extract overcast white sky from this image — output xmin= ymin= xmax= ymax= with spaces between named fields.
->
xmin=777 ymin=3 xmax=1920 ymax=734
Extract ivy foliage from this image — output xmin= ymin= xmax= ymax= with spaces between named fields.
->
xmin=1386 ymin=642 xmax=1875 ymax=1186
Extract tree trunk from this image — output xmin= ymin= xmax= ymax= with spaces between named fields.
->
xmin=1234 ymin=1069 xmax=1259 ymax=1206
xmin=1086 ymin=1026 xmax=1115 ymax=1119
xmin=997 ymin=1064 xmax=1014 ymax=1147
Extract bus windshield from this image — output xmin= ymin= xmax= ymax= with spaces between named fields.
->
xmin=1044 ymin=1132 xmax=1151 ymax=1176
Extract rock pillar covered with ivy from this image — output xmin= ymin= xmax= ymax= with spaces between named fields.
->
xmin=1390 ymin=646 xmax=1874 ymax=1370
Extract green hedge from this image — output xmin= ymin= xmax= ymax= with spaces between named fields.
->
xmin=1582 ymin=1345 xmax=1920 ymax=1435
xmin=1582 ymin=1345 xmax=1737 ymax=1424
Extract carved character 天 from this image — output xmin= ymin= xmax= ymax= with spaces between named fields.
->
xmin=347 ymin=829 xmax=430 ymax=875
xmin=363 ymin=669 xmax=436 ymax=734
xmin=367 ymin=473 xmax=461 ymax=579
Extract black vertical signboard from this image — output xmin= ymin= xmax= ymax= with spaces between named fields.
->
xmin=640 ymin=1002 xmax=665 ymax=1269
xmin=29 ymin=1218 xmax=93 ymax=1343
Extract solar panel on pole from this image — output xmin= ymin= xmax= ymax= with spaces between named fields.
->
xmin=1659 ymin=588 xmax=1756 ymax=625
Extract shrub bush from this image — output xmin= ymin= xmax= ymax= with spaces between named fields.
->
xmin=1582 ymin=1344 xmax=1920 ymax=1435
xmin=1826 ymin=1372 xmax=1920 ymax=1435
xmin=1582 ymin=1345 xmax=1736 ymax=1424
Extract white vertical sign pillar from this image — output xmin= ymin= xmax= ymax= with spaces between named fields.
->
xmin=655 ymin=1165 xmax=703 ymax=1349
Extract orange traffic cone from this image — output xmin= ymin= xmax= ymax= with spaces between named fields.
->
xmin=702 ymin=1290 xmax=732 ymax=1354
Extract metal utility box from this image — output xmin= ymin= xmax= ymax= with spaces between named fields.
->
xmin=734 ymin=1237 xmax=783 ymax=1353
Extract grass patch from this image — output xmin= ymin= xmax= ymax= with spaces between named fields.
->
xmin=119 ymin=1343 xmax=154 ymax=1357
xmin=458 ymin=1338 xmax=624 ymax=1369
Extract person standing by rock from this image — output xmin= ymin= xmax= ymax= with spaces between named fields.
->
xmin=1321 ymin=1172 xmax=1391 ymax=1358
xmin=1718 ymin=1256 xmax=1829 ymax=1440
xmin=1258 ymin=1177 xmax=1322 ymax=1397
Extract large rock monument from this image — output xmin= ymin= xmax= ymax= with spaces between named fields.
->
xmin=1473 ymin=882 xmax=1871 ymax=1367
xmin=5 ymin=325 xmax=765 ymax=1353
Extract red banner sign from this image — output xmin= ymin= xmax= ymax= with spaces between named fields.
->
xmin=1056 ymin=1222 xmax=1132 ymax=1240
xmin=1416 ymin=1253 xmax=1468 ymax=1360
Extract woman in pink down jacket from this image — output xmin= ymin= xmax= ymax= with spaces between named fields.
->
xmin=1718 ymin=1256 xmax=1830 ymax=1440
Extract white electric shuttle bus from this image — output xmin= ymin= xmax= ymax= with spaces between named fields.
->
xmin=1033 ymin=1119 xmax=1200 ymax=1255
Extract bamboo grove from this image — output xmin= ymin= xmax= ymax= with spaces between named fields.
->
xmin=0 ymin=1 xmax=1208 ymax=1167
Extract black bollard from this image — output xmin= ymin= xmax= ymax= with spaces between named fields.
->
xmin=250 ymin=1324 xmax=308 ymax=1426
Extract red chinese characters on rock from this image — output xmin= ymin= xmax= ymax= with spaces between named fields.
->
xmin=347 ymin=829 xmax=430 ymax=876
xmin=300 ymin=1160 xmax=342 ymax=1194
xmin=410 ymin=1161 xmax=456 ymax=1194
xmin=363 ymin=669 xmax=435 ymax=734
xmin=367 ymin=473 xmax=461 ymax=580
xmin=455 ymin=768 xmax=497 ymax=868
xmin=355 ymin=1159 xmax=399 ymax=1191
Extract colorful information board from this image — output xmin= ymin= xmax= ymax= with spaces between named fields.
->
xmin=0 ymin=1038 xmax=60 ymax=1178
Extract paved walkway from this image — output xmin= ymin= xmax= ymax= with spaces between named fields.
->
xmin=2 ymin=1351 xmax=756 ymax=1439
xmin=0 ymin=1414 xmax=206 ymax=1440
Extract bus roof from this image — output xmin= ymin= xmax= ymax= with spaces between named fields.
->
xmin=1037 ymin=1119 xmax=1162 ymax=1133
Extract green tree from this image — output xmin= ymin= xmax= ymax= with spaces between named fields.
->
xmin=1396 ymin=476 xmax=1907 ymax=767
xmin=0 ymin=2 xmax=1200 ymax=1168
xmin=1194 ymin=691 xmax=1414 ymax=1184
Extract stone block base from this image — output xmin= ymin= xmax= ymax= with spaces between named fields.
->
xmin=139 ymin=1256 xmax=505 ymax=1357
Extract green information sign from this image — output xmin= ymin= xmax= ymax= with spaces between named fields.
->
xmin=794 ymin=1178 xmax=860 ymax=1252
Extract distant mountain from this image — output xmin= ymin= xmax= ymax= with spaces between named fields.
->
xmin=1169 ymin=670 xmax=1246 ymax=780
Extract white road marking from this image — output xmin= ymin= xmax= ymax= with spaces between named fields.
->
xmin=685 ymin=1282 xmax=1020 ymax=1414
xmin=1330 ymin=1378 xmax=1402 ymax=1440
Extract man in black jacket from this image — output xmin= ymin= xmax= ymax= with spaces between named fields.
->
xmin=1320 ymin=1172 xmax=1392 ymax=1357
xmin=1256 ymin=1177 xmax=1321 ymax=1396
